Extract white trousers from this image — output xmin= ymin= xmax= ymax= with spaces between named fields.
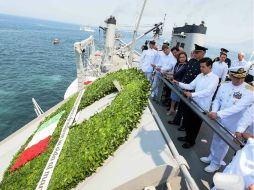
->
xmin=151 ymin=73 xmax=160 ymax=97
xmin=208 ymin=133 xmax=230 ymax=167
xmin=208 ymin=114 xmax=241 ymax=168
xmin=144 ymin=72 xmax=152 ymax=84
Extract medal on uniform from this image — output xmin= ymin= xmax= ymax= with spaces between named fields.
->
xmin=233 ymin=91 xmax=242 ymax=99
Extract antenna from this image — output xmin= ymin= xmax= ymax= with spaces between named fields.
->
xmin=152 ymin=14 xmax=166 ymax=40
xmin=128 ymin=0 xmax=148 ymax=67
xmin=161 ymin=13 xmax=166 ymax=35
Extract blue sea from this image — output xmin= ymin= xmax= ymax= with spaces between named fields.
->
xmin=0 ymin=14 xmax=101 ymax=140
xmin=0 ymin=14 xmax=239 ymax=141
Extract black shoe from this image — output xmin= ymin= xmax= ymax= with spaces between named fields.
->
xmin=177 ymin=136 xmax=187 ymax=142
xmin=182 ymin=142 xmax=195 ymax=149
xmin=168 ymin=120 xmax=180 ymax=125
xmin=178 ymin=126 xmax=185 ymax=131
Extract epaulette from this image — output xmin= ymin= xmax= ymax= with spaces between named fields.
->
xmin=245 ymin=84 xmax=254 ymax=91
xmin=221 ymin=81 xmax=230 ymax=84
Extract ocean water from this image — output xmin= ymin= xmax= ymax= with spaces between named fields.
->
xmin=0 ymin=14 xmax=239 ymax=141
xmin=0 ymin=14 xmax=103 ymax=140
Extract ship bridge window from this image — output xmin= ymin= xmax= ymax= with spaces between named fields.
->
xmin=180 ymin=43 xmax=185 ymax=48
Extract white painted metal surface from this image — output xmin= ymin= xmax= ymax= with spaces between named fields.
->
xmin=75 ymin=93 xmax=118 ymax=124
xmin=105 ymin=23 xmax=116 ymax=65
xmin=171 ymin=33 xmax=206 ymax=57
xmin=64 ymin=76 xmax=97 ymax=100
xmin=74 ymin=36 xmax=95 ymax=91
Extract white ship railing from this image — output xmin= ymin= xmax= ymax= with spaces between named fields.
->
xmin=32 ymin=98 xmax=44 ymax=117
xmin=148 ymin=100 xmax=199 ymax=190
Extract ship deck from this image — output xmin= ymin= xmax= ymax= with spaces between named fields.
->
xmin=150 ymin=99 xmax=235 ymax=190
xmin=0 ymin=54 xmax=236 ymax=189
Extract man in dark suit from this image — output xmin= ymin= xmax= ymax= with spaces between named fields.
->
xmin=168 ymin=44 xmax=207 ymax=131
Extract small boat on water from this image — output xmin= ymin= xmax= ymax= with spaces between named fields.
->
xmin=52 ymin=38 xmax=60 ymax=44
xmin=80 ymin=25 xmax=95 ymax=32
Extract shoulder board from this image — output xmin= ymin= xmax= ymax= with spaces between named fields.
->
xmin=245 ymin=84 xmax=254 ymax=91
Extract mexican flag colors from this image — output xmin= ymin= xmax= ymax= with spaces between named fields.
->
xmin=10 ymin=111 xmax=65 ymax=172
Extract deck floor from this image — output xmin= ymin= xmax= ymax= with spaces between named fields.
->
xmin=150 ymin=99 xmax=235 ymax=190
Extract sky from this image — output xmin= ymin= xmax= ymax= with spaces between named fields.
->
xmin=0 ymin=0 xmax=253 ymax=53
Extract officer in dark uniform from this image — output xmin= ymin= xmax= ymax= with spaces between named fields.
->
xmin=213 ymin=48 xmax=231 ymax=68
xmin=168 ymin=44 xmax=207 ymax=131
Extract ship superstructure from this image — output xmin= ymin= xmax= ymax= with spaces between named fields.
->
xmin=170 ymin=21 xmax=207 ymax=56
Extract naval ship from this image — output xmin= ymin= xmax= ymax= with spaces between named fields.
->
xmin=0 ymin=1 xmax=251 ymax=190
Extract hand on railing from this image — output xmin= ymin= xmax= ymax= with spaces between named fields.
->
xmin=183 ymin=91 xmax=192 ymax=98
xmin=234 ymin=132 xmax=254 ymax=144
xmin=172 ymin=79 xmax=179 ymax=85
xmin=234 ymin=132 xmax=243 ymax=145
xmin=151 ymin=64 xmax=156 ymax=68
xmin=208 ymin=112 xmax=218 ymax=120
xmin=166 ymin=73 xmax=173 ymax=81
xmin=155 ymin=67 xmax=161 ymax=72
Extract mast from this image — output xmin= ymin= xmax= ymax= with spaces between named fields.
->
xmin=125 ymin=22 xmax=163 ymax=47
xmin=128 ymin=0 xmax=148 ymax=67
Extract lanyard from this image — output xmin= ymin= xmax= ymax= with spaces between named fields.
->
xmin=174 ymin=63 xmax=185 ymax=73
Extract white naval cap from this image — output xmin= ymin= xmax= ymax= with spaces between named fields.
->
xmin=228 ymin=66 xmax=247 ymax=78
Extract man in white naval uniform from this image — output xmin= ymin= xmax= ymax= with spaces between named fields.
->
xmin=151 ymin=44 xmax=176 ymax=98
xmin=139 ymin=40 xmax=157 ymax=82
xmin=212 ymin=53 xmax=229 ymax=83
xmin=173 ymin=57 xmax=219 ymax=148
xmin=200 ymin=67 xmax=254 ymax=173
xmin=225 ymin=103 xmax=254 ymax=190
xmin=235 ymin=103 xmax=254 ymax=141
xmin=212 ymin=138 xmax=254 ymax=190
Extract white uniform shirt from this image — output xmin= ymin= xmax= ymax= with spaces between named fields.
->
xmin=246 ymin=62 xmax=254 ymax=77
xmin=156 ymin=51 xmax=176 ymax=73
xmin=140 ymin=48 xmax=157 ymax=72
xmin=179 ymin=72 xmax=219 ymax=111
xmin=222 ymin=138 xmax=254 ymax=189
xmin=214 ymin=84 xmax=254 ymax=120
xmin=236 ymin=103 xmax=254 ymax=134
xmin=212 ymin=82 xmax=254 ymax=131
xmin=212 ymin=61 xmax=228 ymax=81
xmin=230 ymin=59 xmax=247 ymax=68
